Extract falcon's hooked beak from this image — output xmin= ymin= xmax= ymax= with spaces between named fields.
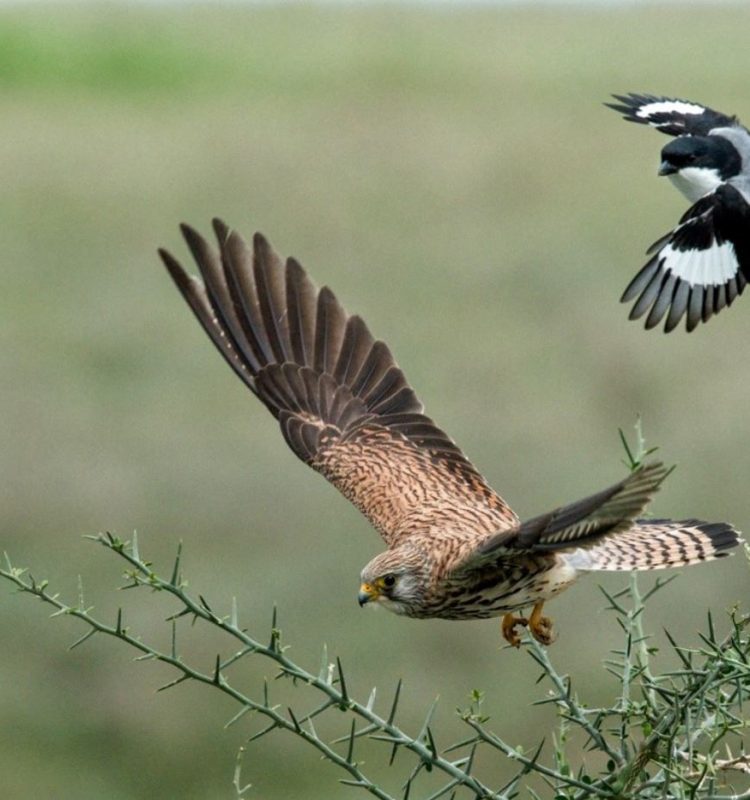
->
xmin=358 ymin=582 xmax=380 ymax=606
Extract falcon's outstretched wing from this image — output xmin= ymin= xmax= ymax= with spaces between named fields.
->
xmin=621 ymin=184 xmax=750 ymax=332
xmin=160 ymin=220 xmax=518 ymax=548
xmin=606 ymin=93 xmax=740 ymax=137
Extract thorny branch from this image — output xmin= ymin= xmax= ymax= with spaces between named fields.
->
xmin=1 ymin=421 xmax=748 ymax=798
xmin=2 ymin=532 xmax=749 ymax=800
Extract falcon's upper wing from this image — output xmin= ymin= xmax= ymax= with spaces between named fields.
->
xmin=160 ymin=220 xmax=518 ymax=549
xmin=606 ymin=93 xmax=740 ymax=137
xmin=621 ymin=183 xmax=750 ymax=332
xmin=452 ymin=462 xmax=669 ymax=572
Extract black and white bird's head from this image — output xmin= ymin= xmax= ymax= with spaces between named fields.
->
xmin=658 ymin=135 xmax=743 ymax=203
xmin=607 ymin=92 xmax=750 ymax=332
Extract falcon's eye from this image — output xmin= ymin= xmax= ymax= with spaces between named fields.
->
xmin=382 ymin=574 xmax=397 ymax=588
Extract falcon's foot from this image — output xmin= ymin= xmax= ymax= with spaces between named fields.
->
xmin=529 ymin=601 xmax=556 ymax=646
xmin=501 ymin=613 xmax=528 ymax=648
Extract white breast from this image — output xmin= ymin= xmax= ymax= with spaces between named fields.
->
xmin=668 ymin=167 xmax=723 ymax=202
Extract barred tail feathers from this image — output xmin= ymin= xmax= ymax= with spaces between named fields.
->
xmin=564 ymin=518 xmax=741 ymax=572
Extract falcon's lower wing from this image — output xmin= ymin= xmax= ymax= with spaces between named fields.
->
xmin=454 ymin=462 xmax=741 ymax=577
xmin=471 ymin=461 xmax=669 ymax=561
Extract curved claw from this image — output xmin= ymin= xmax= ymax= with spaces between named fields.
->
xmin=529 ymin=601 xmax=556 ymax=646
xmin=501 ymin=613 xmax=528 ymax=648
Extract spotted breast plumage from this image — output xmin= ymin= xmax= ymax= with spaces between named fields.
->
xmin=160 ymin=220 xmax=741 ymax=646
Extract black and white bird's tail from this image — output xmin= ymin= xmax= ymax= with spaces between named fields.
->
xmin=565 ymin=518 xmax=741 ymax=572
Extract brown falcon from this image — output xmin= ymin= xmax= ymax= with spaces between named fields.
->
xmin=160 ymin=220 xmax=741 ymax=647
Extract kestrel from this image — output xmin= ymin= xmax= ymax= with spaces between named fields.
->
xmin=160 ymin=220 xmax=741 ymax=646
xmin=606 ymin=93 xmax=750 ymax=332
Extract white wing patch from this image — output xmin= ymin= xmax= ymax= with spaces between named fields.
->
xmin=661 ymin=240 xmax=739 ymax=286
xmin=637 ymin=100 xmax=706 ymax=120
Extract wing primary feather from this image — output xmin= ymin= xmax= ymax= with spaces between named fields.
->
xmin=159 ymin=247 xmax=257 ymax=391
xmin=314 ymin=288 xmax=347 ymax=375
xmin=622 ymin=257 xmax=660 ymax=303
xmin=216 ymin=227 xmax=272 ymax=372
xmin=644 ymin=272 xmax=676 ymax=329
xmin=334 ymin=316 xmax=375 ymax=386
xmin=212 ymin=221 xmax=276 ymax=367
xmin=664 ymin=280 xmax=691 ymax=332
xmin=715 ymin=283 xmax=728 ymax=312
xmin=179 ymin=223 xmax=263 ymax=372
xmin=686 ymin=286 xmax=703 ymax=332
xmin=251 ymin=232 xmax=292 ymax=364
xmin=351 ymin=341 xmax=394 ymax=400
xmin=727 ymin=277 xmax=739 ymax=306
xmin=627 ymin=266 xmax=662 ymax=321
xmin=365 ymin=367 xmax=408 ymax=409
xmin=286 ymin=258 xmax=317 ymax=367
xmin=702 ymin=285 xmax=716 ymax=323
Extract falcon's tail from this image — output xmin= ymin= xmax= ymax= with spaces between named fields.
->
xmin=565 ymin=519 xmax=741 ymax=572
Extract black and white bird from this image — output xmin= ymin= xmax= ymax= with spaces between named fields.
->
xmin=606 ymin=93 xmax=750 ymax=332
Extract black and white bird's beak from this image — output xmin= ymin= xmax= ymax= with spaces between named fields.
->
xmin=608 ymin=92 xmax=750 ymax=331
xmin=658 ymin=160 xmax=678 ymax=176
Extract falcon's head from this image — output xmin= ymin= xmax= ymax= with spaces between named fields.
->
xmin=358 ymin=547 xmax=432 ymax=617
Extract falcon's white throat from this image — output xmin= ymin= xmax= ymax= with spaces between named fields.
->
xmin=668 ymin=167 xmax=724 ymax=202
xmin=376 ymin=595 xmax=410 ymax=615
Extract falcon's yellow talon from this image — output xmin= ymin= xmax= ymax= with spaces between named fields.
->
xmin=501 ymin=612 xmax=528 ymax=648
xmin=528 ymin=601 xmax=556 ymax=646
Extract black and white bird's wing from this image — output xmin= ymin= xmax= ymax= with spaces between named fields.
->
xmin=622 ymin=183 xmax=750 ymax=332
xmin=606 ymin=93 xmax=740 ymax=137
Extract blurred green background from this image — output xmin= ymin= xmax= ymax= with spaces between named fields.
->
xmin=2 ymin=3 xmax=750 ymax=798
